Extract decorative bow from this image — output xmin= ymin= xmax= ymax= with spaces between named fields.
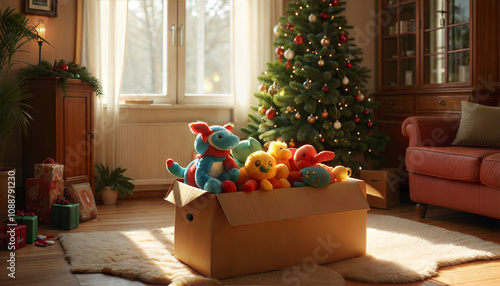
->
xmin=56 ymin=196 xmax=70 ymax=205
xmin=16 ymin=210 xmax=36 ymax=217
xmin=42 ymin=157 xmax=56 ymax=164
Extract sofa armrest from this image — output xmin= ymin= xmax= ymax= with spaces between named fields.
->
xmin=401 ymin=115 xmax=461 ymax=147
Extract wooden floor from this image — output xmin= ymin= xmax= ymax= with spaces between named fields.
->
xmin=1 ymin=190 xmax=499 ymax=286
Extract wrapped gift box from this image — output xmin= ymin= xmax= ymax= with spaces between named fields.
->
xmin=0 ymin=223 xmax=27 ymax=250
xmin=26 ymin=179 xmax=65 ymax=224
xmin=34 ymin=158 xmax=64 ymax=182
xmin=165 ymin=179 xmax=369 ymax=279
xmin=13 ymin=212 xmax=38 ymax=244
xmin=51 ymin=204 xmax=80 ymax=230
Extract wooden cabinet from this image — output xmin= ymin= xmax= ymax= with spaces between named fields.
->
xmin=375 ymin=0 xmax=500 ymax=184
xmin=22 ymin=78 xmax=95 ymax=190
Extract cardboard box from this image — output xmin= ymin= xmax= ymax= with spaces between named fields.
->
xmin=165 ymin=179 xmax=369 ymax=279
xmin=361 ymin=169 xmax=400 ymax=209
xmin=51 ymin=204 xmax=80 ymax=230
xmin=26 ymin=179 xmax=65 ymax=224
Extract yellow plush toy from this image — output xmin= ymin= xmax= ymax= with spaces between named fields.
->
xmin=267 ymin=141 xmax=292 ymax=170
xmin=237 ymin=151 xmax=290 ymax=192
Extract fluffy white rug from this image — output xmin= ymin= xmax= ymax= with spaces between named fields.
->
xmin=58 ymin=214 xmax=500 ymax=285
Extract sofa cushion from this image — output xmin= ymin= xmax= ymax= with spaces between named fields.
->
xmin=406 ymin=146 xmax=499 ymax=182
xmin=480 ymin=153 xmax=500 ymax=188
xmin=452 ymin=101 xmax=500 ymax=148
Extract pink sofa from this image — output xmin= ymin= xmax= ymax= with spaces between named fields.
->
xmin=402 ymin=116 xmax=500 ymax=219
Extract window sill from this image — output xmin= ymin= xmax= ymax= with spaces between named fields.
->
xmin=113 ymin=102 xmax=234 ymax=110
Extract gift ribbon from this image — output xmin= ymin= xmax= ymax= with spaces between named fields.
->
xmin=42 ymin=157 xmax=56 ymax=164
xmin=16 ymin=210 xmax=36 ymax=217
xmin=56 ymin=196 xmax=70 ymax=205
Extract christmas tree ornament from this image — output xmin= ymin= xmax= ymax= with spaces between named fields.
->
xmin=294 ymin=34 xmax=305 ymax=45
xmin=303 ymin=79 xmax=312 ymax=89
xmin=318 ymin=58 xmax=325 ymax=66
xmin=334 ymin=120 xmax=342 ymax=129
xmin=284 ymin=48 xmax=295 ymax=70
xmin=59 ymin=65 xmax=69 ymax=71
xmin=295 ymin=112 xmax=301 ymax=120
xmin=320 ymin=134 xmax=325 ymax=142
xmin=355 ymin=92 xmax=365 ymax=102
xmin=268 ymin=82 xmax=282 ymax=96
xmin=286 ymin=23 xmax=294 ymax=31
xmin=340 ymin=33 xmax=348 ymax=43
xmin=266 ymin=108 xmax=276 ymax=119
xmin=342 ymin=76 xmax=349 ymax=85
xmin=322 ymin=109 xmax=329 ymax=118
xmin=366 ymin=120 xmax=374 ymax=128
xmin=308 ymin=13 xmax=317 ymax=22
xmin=354 ymin=115 xmax=361 ymax=124
xmin=320 ymin=12 xmax=328 ymax=20
xmin=363 ymin=109 xmax=370 ymax=115
xmin=322 ymin=85 xmax=329 ymax=93
xmin=330 ymin=0 xmax=339 ymax=5
xmin=259 ymin=84 xmax=268 ymax=94
xmin=286 ymin=105 xmax=294 ymax=113
xmin=346 ymin=60 xmax=352 ymax=69
xmin=289 ymin=139 xmax=296 ymax=148
xmin=320 ymin=36 xmax=330 ymax=46
xmin=275 ymin=46 xmax=284 ymax=56
xmin=258 ymin=106 xmax=267 ymax=114
xmin=307 ymin=114 xmax=316 ymax=124
xmin=273 ymin=24 xmax=282 ymax=36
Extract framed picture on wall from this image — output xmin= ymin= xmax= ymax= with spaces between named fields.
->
xmin=23 ymin=0 xmax=58 ymax=17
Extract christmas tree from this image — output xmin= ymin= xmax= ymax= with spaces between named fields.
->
xmin=241 ymin=0 xmax=389 ymax=172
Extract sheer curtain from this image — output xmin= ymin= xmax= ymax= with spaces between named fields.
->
xmin=80 ymin=0 xmax=128 ymax=169
xmin=233 ymin=0 xmax=283 ymax=137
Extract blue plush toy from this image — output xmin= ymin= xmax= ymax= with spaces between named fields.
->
xmin=231 ymin=137 xmax=262 ymax=168
xmin=294 ymin=166 xmax=331 ymax=188
xmin=166 ymin=121 xmax=241 ymax=194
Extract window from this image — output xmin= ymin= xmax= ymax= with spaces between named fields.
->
xmin=121 ymin=0 xmax=233 ymax=105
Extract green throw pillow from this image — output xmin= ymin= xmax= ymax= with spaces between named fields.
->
xmin=452 ymin=101 xmax=500 ymax=148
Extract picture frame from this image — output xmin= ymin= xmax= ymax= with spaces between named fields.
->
xmin=23 ymin=0 xmax=58 ymax=17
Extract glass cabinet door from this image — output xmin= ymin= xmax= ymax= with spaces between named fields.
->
xmin=423 ymin=0 xmax=470 ymax=85
xmin=380 ymin=0 xmax=417 ymax=89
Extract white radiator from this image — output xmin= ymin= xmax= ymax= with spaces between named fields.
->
xmin=116 ymin=123 xmax=196 ymax=185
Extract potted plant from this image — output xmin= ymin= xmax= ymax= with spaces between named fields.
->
xmin=94 ymin=164 xmax=135 ymax=205
xmin=0 ymin=8 xmax=44 ymax=220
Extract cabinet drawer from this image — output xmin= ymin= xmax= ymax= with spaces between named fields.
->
xmin=417 ymin=95 xmax=470 ymax=112
xmin=378 ymin=95 xmax=414 ymax=112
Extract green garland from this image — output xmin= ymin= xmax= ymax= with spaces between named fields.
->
xmin=21 ymin=59 xmax=103 ymax=97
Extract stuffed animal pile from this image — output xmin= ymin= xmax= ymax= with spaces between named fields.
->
xmin=166 ymin=121 xmax=352 ymax=193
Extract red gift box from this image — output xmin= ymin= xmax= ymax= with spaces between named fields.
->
xmin=34 ymin=157 xmax=64 ymax=182
xmin=26 ymin=179 xmax=65 ymax=224
xmin=0 ymin=223 xmax=27 ymax=250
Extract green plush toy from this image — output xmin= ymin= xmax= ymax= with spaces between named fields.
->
xmin=231 ymin=137 xmax=262 ymax=168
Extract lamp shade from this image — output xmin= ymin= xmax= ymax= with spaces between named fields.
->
xmin=36 ymin=21 xmax=45 ymax=39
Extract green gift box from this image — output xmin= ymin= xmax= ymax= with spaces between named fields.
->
xmin=51 ymin=204 xmax=80 ymax=230
xmin=14 ymin=213 xmax=38 ymax=244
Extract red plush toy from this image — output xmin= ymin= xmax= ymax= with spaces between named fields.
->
xmin=288 ymin=144 xmax=336 ymax=185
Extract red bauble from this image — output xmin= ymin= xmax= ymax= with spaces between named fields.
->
xmin=363 ymin=109 xmax=370 ymax=115
xmin=266 ymin=108 xmax=276 ymax=119
xmin=322 ymin=86 xmax=329 ymax=93
xmin=346 ymin=62 xmax=352 ymax=69
xmin=294 ymin=35 xmax=305 ymax=45
xmin=275 ymin=46 xmax=284 ymax=56
xmin=340 ymin=33 xmax=348 ymax=43
xmin=295 ymin=112 xmax=301 ymax=120
xmin=366 ymin=121 xmax=374 ymax=128
xmin=53 ymin=66 xmax=57 ymax=71
xmin=322 ymin=109 xmax=329 ymax=118
xmin=355 ymin=93 xmax=365 ymax=102
xmin=320 ymin=12 xmax=328 ymax=20
xmin=59 ymin=65 xmax=69 ymax=71
xmin=330 ymin=0 xmax=339 ymax=5
xmin=286 ymin=23 xmax=294 ymax=31
xmin=354 ymin=116 xmax=361 ymax=124
xmin=307 ymin=115 xmax=316 ymax=124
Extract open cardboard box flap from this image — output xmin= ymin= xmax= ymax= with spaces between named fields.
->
xmin=166 ymin=178 xmax=369 ymax=226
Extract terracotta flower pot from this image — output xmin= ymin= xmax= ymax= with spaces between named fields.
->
xmin=101 ymin=186 xmax=119 ymax=205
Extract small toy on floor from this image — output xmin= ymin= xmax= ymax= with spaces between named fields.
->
xmin=36 ymin=234 xmax=55 ymax=247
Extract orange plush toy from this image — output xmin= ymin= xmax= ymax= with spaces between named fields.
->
xmin=290 ymin=144 xmax=336 ymax=184
xmin=267 ymin=141 xmax=292 ymax=170
xmin=237 ymin=151 xmax=291 ymax=192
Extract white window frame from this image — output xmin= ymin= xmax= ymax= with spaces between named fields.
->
xmin=121 ymin=0 xmax=234 ymax=107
